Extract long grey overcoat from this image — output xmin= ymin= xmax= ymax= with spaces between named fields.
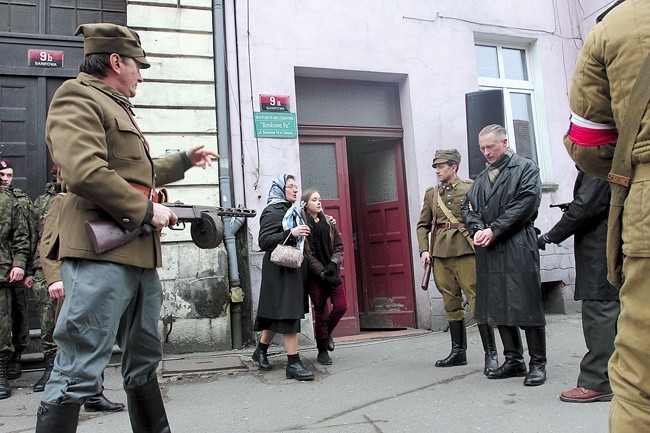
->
xmin=257 ymin=202 xmax=308 ymax=320
xmin=461 ymin=153 xmax=544 ymax=327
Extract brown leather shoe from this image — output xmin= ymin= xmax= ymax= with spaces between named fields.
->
xmin=560 ymin=386 xmax=613 ymax=403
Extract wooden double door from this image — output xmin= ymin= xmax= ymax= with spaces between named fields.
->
xmin=299 ymin=135 xmax=416 ymax=335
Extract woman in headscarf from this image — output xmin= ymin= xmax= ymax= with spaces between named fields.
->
xmin=301 ymin=189 xmax=346 ymax=365
xmin=251 ymin=174 xmax=314 ymax=380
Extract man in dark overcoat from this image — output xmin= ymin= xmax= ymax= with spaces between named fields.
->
xmin=35 ymin=23 xmax=217 ymax=432
xmin=461 ymin=124 xmax=546 ymax=386
xmin=538 ymin=169 xmax=619 ymax=402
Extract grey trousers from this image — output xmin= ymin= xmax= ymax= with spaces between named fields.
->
xmin=577 ymin=299 xmax=620 ymax=393
xmin=42 ymin=259 xmax=164 ymax=405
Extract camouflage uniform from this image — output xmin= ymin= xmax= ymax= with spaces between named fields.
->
xmin=5 ymin=186 xmax=37 ymax=373
xmin=0 ymin=190 xmax=30 ymax=361
xmin=32 ymin=182 xmax=59 ymax=358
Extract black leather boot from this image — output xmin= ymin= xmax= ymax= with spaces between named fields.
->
xmin=523 ymin=327 xmax=547 ymax=386
xmin=35 ymin=401 xmax=80 ymax=433
xmin=478 ymin=324 xmax=499 ymax=375
xmin=7 ymin=348 xmax=22 ymax=380
xmin=0 ymin=358 xmax=11 ymax=399
xmin=487 ymin=326 xmax=527 ymax=379
xmin=125 ymin=376 xmax=171 ymax=433
xmin=33 ymin=353 xmax=56 ymax=393
xmin=286 ymin=354 xmax=314 ymax=381
xmin=84 ymin=391 xmax=126 ymax=412
xmin=326 ymin=332 xmax=335 ymax=351
xmin=435 ymin=320 xmax=467 ymax=367
xmin=252 ymin=343 xmax=272 ymax=371
xmin=316 ymin=339 xmax=332 ymax=365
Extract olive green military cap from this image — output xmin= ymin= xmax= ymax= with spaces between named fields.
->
xmin=75 ymin=23 xmax=150 ymax=69
xmin=432 ymin=149 xmax=461 ymax=166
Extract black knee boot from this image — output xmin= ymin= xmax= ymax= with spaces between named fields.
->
xmin=487 ymin=326 xmax=526 ymax=379
xmin=478 ymin=324 xmax=499 ymax=375
xmin=436 ymin=320 xmax=467 ymax=367
xmin=33 ymin=353 xmax=56 ymax=393
xmin=523 ymin=327 xmax=547 ymax=386
xmin=125 ymin=376 xmax=171 ymax=433
xmin=35 ymin=402 xmax=80 ymax=433
xmin=0 ymin=358 xmax=11 ymax=399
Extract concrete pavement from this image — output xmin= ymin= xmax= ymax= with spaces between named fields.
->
xmin=1 ymin=313 xmax=610 ymax=433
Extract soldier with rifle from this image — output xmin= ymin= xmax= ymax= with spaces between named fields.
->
xmin=35 ymin=23 xmax=219 ymax=432
xmin=416 ymin=149 xmax=498 ymax=374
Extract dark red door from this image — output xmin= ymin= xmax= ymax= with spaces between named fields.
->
xmin=350 ymin=140 xmax=415 ymax=328
xmin=299 ymin=136 xmax=360 ymax=336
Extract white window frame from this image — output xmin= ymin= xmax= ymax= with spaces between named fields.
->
xmin=474 ymin=35 xmax=553 ymax=183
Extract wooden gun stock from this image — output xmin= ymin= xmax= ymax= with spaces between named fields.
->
xmin=421 ymin=262 xmax=432 ymax=291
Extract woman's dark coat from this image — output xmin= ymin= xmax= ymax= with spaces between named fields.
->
xmin=461 ymin=153 xmax=544 ymax=327
xmin=257 ymin=202 xmax=308 ymax=320
xmin=547 ymin=171 xmax=618 ymax=301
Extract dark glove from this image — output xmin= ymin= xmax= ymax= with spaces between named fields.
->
xmin=537 ymin=233 xmax=551 ymax=250
xmin=322 ymin=275 xmax=342 ymax=288
xmin=323 ymin=262 xmax=338 ymax=277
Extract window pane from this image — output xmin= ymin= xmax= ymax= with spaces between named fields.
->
xmin=475 ymin=45 xmax=499 ymax=78
xmin=502 ymin=48 xmax=528 ymax=80
xmin=299 ymin=143 xmax=339 ymax=199
xmin=363 ymin=148 xmax=397 ymax=204
xmin=510 ymin=93 xmax=537 ymax=163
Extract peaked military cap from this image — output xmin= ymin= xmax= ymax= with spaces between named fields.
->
xmin=432 ymin=149 xmax=461 ymax=166
xmin=75 ymin=23 xmax=150 ymax=69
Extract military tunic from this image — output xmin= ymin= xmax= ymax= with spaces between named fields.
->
xmin=416 ymin=175 xmax=476 ymax=321
xmin=564 ymin=1 xmax=650 ymax=429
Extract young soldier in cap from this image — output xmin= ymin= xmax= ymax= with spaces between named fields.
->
xmin=0 ymin=159 xmax=37 ymax=383
xmin=35 ymin=23 xmax=218 ymax=432
xmin=0 ymin=187 xmax=30 ymax=399
xmin=417 ymin=149 xmax=498 ymax=374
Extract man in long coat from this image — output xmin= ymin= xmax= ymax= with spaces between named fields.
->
xmin=563 ymin=0 xmax=650 ymax=429
xmin=35 ymin=23 xmax=217 ymax=432
xmin=538 ymin=169 xmax=619 ymax=402
xmin=461 ymin=124 xmax=546 ymax=386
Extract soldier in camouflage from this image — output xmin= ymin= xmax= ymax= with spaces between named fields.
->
xmin=0 ymin=182 xmax=31 ymax=399
xmin=0 ymin=159 xmax=37 ymax=382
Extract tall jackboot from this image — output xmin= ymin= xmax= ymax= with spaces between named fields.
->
xmin=435 ymin=320 xmax=467 ymax=367
xmin=7 ymin=347 xmax=22 ymax=380
xmin=33 ymin=353 xmax=56 ymax=392
xmin=125 ymin=376 xmax=171 ymax=433
xmin=478 ymin=324 xmax=499 ymax=375
xmin=523 ymin=327 xmax=547 ymax=386
xmin=0 ymin=358 xmax=11 ymax=399
xmin=35 ymin=402 xmax=80 ymax=433
xmin=487 ymin=326 xmax=526 ymax=379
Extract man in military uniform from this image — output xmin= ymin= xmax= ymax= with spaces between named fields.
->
xmin=417 ymin=149 xmax=498 ymax=374
xmin=564 ymin=0 xmax=650 ymax=428
xmin=32 ymin=166 xmax=124 ymax=411
xmin=35 ymin=23 xmax=218 ymax=432
xmin=0 ymin=187 xmax=30 ymax=399
xmin=0 ymin=159 xmax=37 ymax=382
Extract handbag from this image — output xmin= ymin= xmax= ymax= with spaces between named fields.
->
xmin=270 ymin=233 xmax=304 ymax=268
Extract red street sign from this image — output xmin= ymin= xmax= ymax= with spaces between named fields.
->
xmin=28 ymin=50 xmax=64 ymax=68
xmin=260 ymin=94 xmax=290 ymax=112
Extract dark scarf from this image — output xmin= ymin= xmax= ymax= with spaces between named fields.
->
xmin=305 ymin=212 xmax=332 ymax=266
xmin=487 ymin=148 xmax=514 ymax=184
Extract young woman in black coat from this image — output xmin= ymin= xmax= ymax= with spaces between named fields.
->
xmin=251 ymin=174 xmax=314 ymax=380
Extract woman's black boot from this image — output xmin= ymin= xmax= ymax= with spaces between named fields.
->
xmin=435 ymin=320 xmax=467 ymax=367
xmin=252 ymin=342 xmax=272 ymax=371
xmin=286 ymin=354 xmax=314 ymax=381
xmin=478 ymin=324 xmax=499 ymax=375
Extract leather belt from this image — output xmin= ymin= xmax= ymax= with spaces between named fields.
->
xmin=128 ymin=181 xmax=158 ymax=203
xmin=436 ymin=222 xmax=466 ymax=229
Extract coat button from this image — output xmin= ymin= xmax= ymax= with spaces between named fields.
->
xmin=123 ymin=218 xmax=130 ymax=223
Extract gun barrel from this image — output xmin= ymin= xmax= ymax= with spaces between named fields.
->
xmin=164 ymin=202 xmax=256 ymax=220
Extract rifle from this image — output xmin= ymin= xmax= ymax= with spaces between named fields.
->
xmin=421 ymin=187 xmax=438 ymax=290
xmin=549 ymin=202 xmax=571 ymax=212
xmin=85 ymin=202 xmax=256 ymax=254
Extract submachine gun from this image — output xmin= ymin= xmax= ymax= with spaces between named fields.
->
xmin=85 ymin=201 xmax=256 ymax=254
